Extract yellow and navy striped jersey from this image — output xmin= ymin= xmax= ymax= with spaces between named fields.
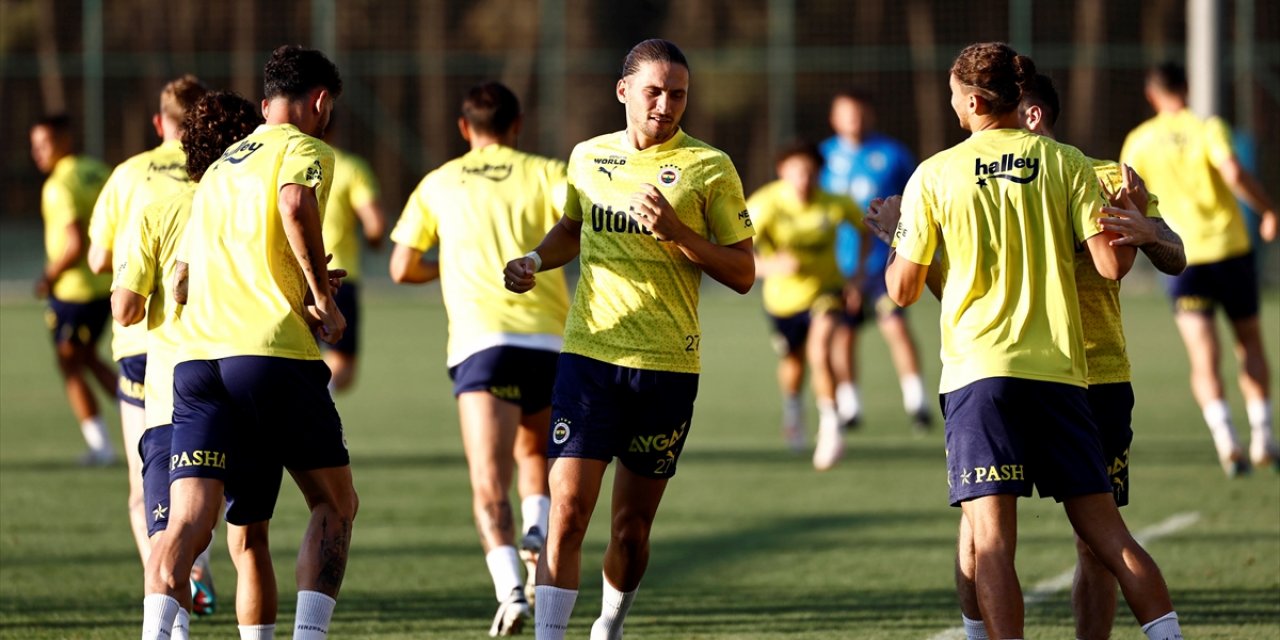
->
xmin=322 ymin=147 xmax=379 ymax=281
xmin=392 ymin=144 xmax=571 ymax=367
xmin=562 ymin=129 xmax=754 ymax=374
xmin=43 ymin=155 xmax=112 ymax=302
xmin=1120 ymin=109 xmax=1248 ymax=265
xmin=894 ymin=128 xmax=1103 ymax=393
xmin=94 ymin=139 xmax=190 ymax=360
xmin=116 ymin=186 xmax=196 ymax=428
xmin=748 ymin=181 xmax=865 ymax=317
xmin=177 ymin=123 xmax=334 ymax=362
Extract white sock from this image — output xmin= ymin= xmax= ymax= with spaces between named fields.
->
xmin=171 ymin=608 xmax=190 ymax=640
xmin=900 ymin=373 xmax=925 ymax=415
xmin=486 ymin=545 xmax=524 ymax=601
xmin=141 ymin=593 xmax=181 ymax=640
xmin=962 ymin=614 xmax=988 ymax=640
xmin=534 ymin=586 xmax=577 ymax=640
xmin=80 ymin=416 xmax=113 ymax=453
xmin=589 ymin=574 xmax=637 ymax=640
xmin=239 ymin=624 xmax=276 ymax=640
xmin=782 ymin=394 xmax=803 ymax=426
xmin=1203 ymin=399 xmax=1239 ymax=451
xmin=1246 ymin=398 xmax=1274 ymax=439
xmin=835 ymin=382 xmax=860 ymax=422
xmin=1141 ymin=611 xmax=1183 ymax=640
xmin=521 ymin=494 xmax=550 ymax=537
xmin=817 ymin=398 xmax=840 ymax=434
xmin=293 ymin=590 xmax=336 ymax=640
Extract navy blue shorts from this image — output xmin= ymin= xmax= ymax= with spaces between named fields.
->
xmin=139 ymin=425 xmax=173 ymax=537
xmin=549 ymin=353 xmax=699 ymax=479
xmin=1168 ymin=252 xmax=1259 ymax=320
xmin=1088 ymin=382 xmax=1135 ymax=507
xmin=321 ymin=282 xmax=360 ymax=355
xmin=843 ymin=272 xmax=905 ymax=328
xmin=449 ymin=346 xmax=559 ymax=414
xmin=117 ymin=354 xmax=147 ymax=408
xmin=942 ymin=377 xmax=1110 ymax=506
xmin=768 ymin=311 xmax=811 ymax=356
xmin=172 ymin=356 xmax=348 ymax=525
xmin=45 ymin=296 xmax=110 ymax=346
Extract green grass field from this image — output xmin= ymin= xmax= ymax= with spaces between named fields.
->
xmin=1 ymin=284 xmax=1277 ymax=639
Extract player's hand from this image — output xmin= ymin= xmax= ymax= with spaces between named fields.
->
xmin=629 ymin=184 xmax=688 ymax=243
xmin=1119 ymin=164 xmax=1150 ymax=217
xmin=503 ymin=256 xmax=537 ymax=293
xmin=844 ymin=276 xmax=865 ymax=314
xmin=1260 ymin=210 xmax=1278 ymax=243
xmin=33 ymin=274 xmax=51 ymax=299
xmin=327 ymin=268 xmax=348 ymax=295
xmin=307 ymin=295 xmax=346 ymax=345
xmin=1099 ymin=193 xmax=1158 ymax=247
xmin=865 ymin=196 xmax=902 ymax=245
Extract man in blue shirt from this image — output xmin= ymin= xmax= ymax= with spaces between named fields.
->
xmin=819 ymin=89 xmax=932 ymax=432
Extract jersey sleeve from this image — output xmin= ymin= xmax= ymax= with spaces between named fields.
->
xmin=704 ymin=155 xmax=754 ymax=245
xmin=1067 ymin=151 xmax=1104 ymax=244
xmin=43 ymin=180 xmax=79 ymax=228
xmin=893 ymin=167 xmax=937 ymax=265
xmin=347 ymin=157 xmax=380 ymax=209
xmin=1203 ymin=117 xmax=1235 ymax=167
xmin=545 ymin=158 xmax=570 ymax=222
xmin=116 ymin=204 xmax=160 ymax=297
xmin=279 ymin=136 xmax=334 ymax=193
xmin=389 ymin=177 xmax=439 ymax=252
xmin=745 ymin=189 xmax=774 ymax=252
xmin=88 ymin=167 xmax=123 ymax=248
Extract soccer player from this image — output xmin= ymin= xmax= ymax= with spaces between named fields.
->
xmin=320 ymin=125 xmax=386 ymax=392
xmin=820 ymin=90 xmax=933 ymax=433
xmin=748 ymin=140 xmax=869 ymax=469
xmin=884 ymin=43 xmax=1182 ymax=639
xmin=113 ymin=90 xmax=264 ymax=640
xmin=389 ymin=81 xmax=566 ymax=636
xmin=30 ymin=113 xmax=117 ymax=466
xmin=140 ymin=46 xmax=357 ymax=640
xmin=1121 ymin=61 xmax=1279 ymax=476
xmin=87 ymin=73 xmax=211 ymax=585
xmin=502 ymin=39 xmax=755 ymax=640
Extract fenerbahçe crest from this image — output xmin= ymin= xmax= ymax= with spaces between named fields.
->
xmin=552 ymin=419 xmax=571 ymax=445
xmin=657 ymin=164 xmax=681 ymax=187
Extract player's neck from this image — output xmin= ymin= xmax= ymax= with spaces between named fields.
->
xmin=626 ymin=128 xmax=676 ymax=151
xmin=839 ymin=133 xmax=865 ymax=146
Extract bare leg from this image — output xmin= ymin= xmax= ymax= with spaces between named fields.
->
xmin=1072 ymin=533 xmax=1118 ymax=640
xmin=961 ymin=495 xmax=1022 ymax=639
xmin=515 ymin=408 xmax=551 ymax=502
xmin=877 ymin=313 xmax=922 ymax=381
xmin=830 ymin=321 xmax=858 ymax=388
xmin=1229 ymin=315 xmax=1271 ymax=404
xmin=289 ymin=465 xmax=358 ymax=597
xmin=806 ymin=312 xmax=840 ymax=404
xmin=226 ymin=522 xmax=278 ymax=626
xmin=1174 ymin=311 xmax=1225 ymax=409
xmin=601 ymin=464 xmax=670 ymax=592
xmin=84 ymin=347 xmax=117 ymax=397
xmin=539 ymin=457 xmax=609 ymax=589
xmin=122 ymin=402 xmax=150 ymax=563
xmin=323 ymin=351 xmax=357 ymax=393
xmin=954 ymin=516 xmax=981 ymax=620
xmin=145 ymin=477 xmax=224 ymax=610
xmin=458 ymin=392 xmax=521 ymax=552
xmin=1064 ymin=493 xmax=1174 ymax=625
xmin=56 ymin=341 xmax=101 ymax=423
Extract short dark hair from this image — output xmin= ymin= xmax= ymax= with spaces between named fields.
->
xmin=832 ymin=88 xmax=875 ymax=108
xmin=1147 ymin=61 xmax=1188 ymax=95
xmin=182 ymin=91 xmax=263 ymax=182
xmin=461 ymin=82 xmax=521 ymax=137
xmin=774 ymin=139 xmax=824 ymax=169
xmin=621 ymin=39 xmax=689 ymax=78
xmin=1019 ymin=73 xmax=1060 ymax=128
xmin=263 ymin=45 xmax=343 ymax=101
xmin=33 ymin=113 xmax=72 ymax=137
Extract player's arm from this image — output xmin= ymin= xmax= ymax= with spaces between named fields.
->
xmin=37 ymin=220 xmax=87 ymax=298
xmin=504 ymin=216 xmax=582 ymax=293
xmin=111 ymin=289 xmax=146 ymax=326
xmin=1084 ymin=228 xmax=1137 ymax=281
xmin=388 ymin=243 xmax=439 ymax=284
xmin=868 ymin=196 xmax=943 ymax=301
xmin=885 ymin=250 xmax=929 ymax=307
xmin=356 ymin=200 xmax=387 ymax=250
xmin=86 ymin=173 xmax=118 ymax=274
xmin=1216 ymin=155 xmax=1278 ymax=241
xmin=172 ymin=261 xmax=188 ymax=305
xmin=279 ymin=183 xmax=344 ymax=344
xmin=629 ymin=183 xmax=754 ymax=294
xmin=87 ymin=245 xmax=112 ymax=274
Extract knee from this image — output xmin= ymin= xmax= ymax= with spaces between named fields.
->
xmin=609 ymin=511 xmax=654 ymax=557
xmin=1075 ymin=535 xmax=1099 ymax=563
xmin=549 ymin=500 xmax=592 ymax=543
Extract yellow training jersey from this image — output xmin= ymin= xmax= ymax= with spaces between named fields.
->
xmin=42 ymin=155 xmax=112 ymax=302
xmin=116 ymin=186 xmax=197 ymax=428
xmin=894 ymin=128 xmax=1103 ymax=393
xmin=392 ymin=144 xmax=571 ymax=367
xmin=177 ymin=123 xmax=334 ymax=362
xmin=1120 ymin=109 xmax=1248 ymax=265
xmin=748 ymin=181 xmax=865 ymax=317
xmin=562 ymin=129 xmax=755 ymax=374
xmin=323 ymin=148 xmax=379 ymax=281
xmin=93 ymin=139 xmax=191 ymax=360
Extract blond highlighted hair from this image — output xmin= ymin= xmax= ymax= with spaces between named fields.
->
xmin=160 ymin=74 xmax=208 ymax=124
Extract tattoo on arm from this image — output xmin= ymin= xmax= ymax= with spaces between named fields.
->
xmin=1140 ymin=220 xmax=1186 ymax=275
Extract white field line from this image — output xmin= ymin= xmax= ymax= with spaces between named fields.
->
xmin=924 ymin=511 xmax=1201 ymax=640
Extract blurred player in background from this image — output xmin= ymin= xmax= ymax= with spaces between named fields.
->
xmin=820 ymin=90 xmax=932 ymax=433
xmin=320 ymin=122 xmax=386 ymax=392
xmin=390 ymin=81 xmax=566 ymax=637
xmin=1121 ymin=61 xmax=1279 ymax=477
xmin=141 ymin=46 xmax=356 ymax=640
xmin=29 ymin=113 xmax=117 ymax=466
xmin=748 ymin=140 xmax=868 ymax=469
xmin=87 ymin=73 xmax=212 ymax=590
xmin=113 ymin=90 xmax=263 ymax=639
xmin=884 ymin=43 xmax=1182 ymax=639
xmin=503 ymin=38 xmax=755 ymax=640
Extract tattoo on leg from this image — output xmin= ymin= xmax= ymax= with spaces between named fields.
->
xmin=480 ymin=501 xmax=514 ymax=539
xmin=315 ymin=514 xmax=350 ymax=594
